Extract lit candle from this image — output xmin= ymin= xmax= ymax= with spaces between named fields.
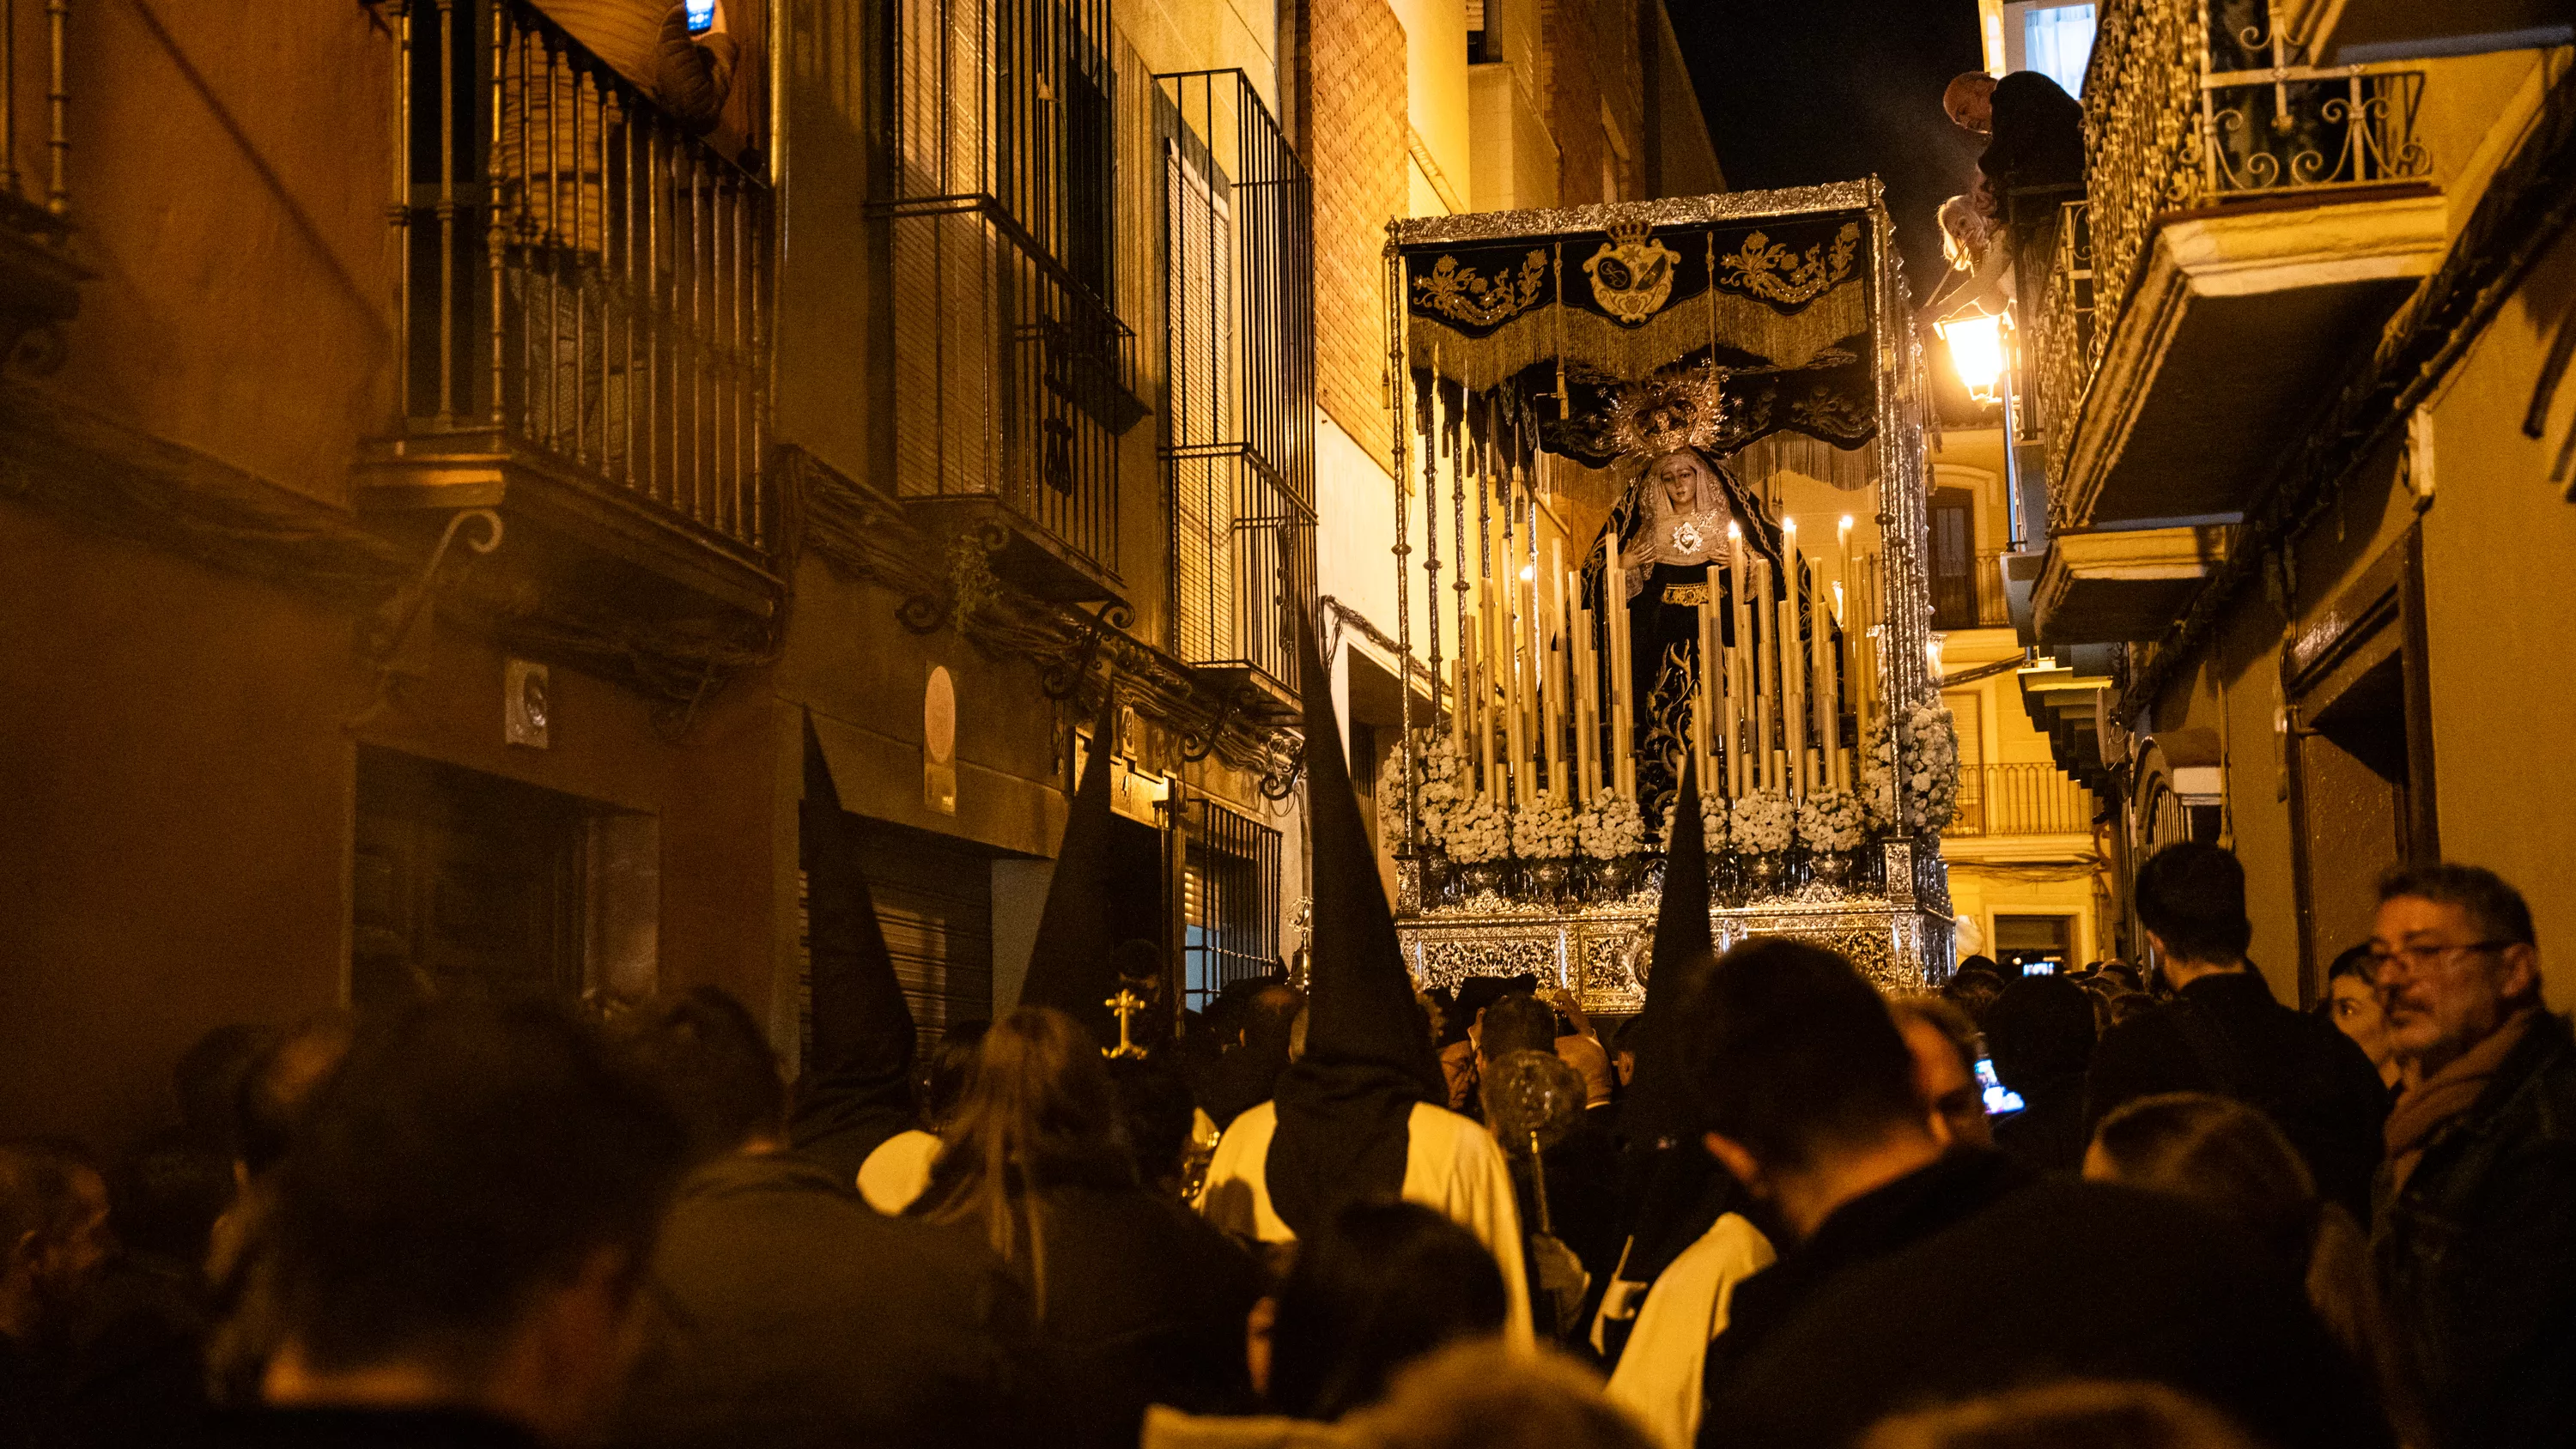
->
xmin=1506 ymin=569 xmax=1528 ymax=809
xmin=1816 ymin=566 xmax=1840 ymax=791
xmin=1752 ymin=556 xmax=1773 ymax=791
xmin=1608 ymin=555 xmax=1635 ymax=799
xmin=1478 ymin=587 xmax=1498 ymax=808
xmin=1780 ymin=521 xmax=1803 ymax=798
xmin=1574 ymin=602 xmax=1596 ymax=802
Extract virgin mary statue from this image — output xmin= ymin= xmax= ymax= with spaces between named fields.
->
xmin=1579 ymin=446 xmax=1788 ymax=825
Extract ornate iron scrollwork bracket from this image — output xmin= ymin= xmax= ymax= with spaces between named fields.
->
xmin=347 ymin=508 xmax=503 ymax=731
xmin=1180 ymin=682 xmax=1248 ymax=764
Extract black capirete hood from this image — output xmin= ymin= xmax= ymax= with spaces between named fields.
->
xmin=1267 ymin=608 xmax=1444 ymax=1236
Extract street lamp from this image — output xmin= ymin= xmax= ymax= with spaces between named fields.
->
xmin=1936 ymin=312 xmax=2009 ymax=404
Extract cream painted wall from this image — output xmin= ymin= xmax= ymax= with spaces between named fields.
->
xmin=1390 ymin=0 xmax=1470 ymax=215
xmin=1315 ymin=412 xmax=1442 ymax=667
xmin=2420 ymin=226 xmax=2576 ymax=1009
xmin=1469 ymin=62 xmax=1562 ymax=212
xmin=1118 ymin=0 xmax=1280 ymax=107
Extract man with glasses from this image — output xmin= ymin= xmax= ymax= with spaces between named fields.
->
xmin=2369 ymin=863 xmax=2576 ymax=1449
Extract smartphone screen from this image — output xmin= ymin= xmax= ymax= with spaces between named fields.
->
xmin=685 ymin=0 xmax=718 ymax=32
xmin=1975 ymin=1056 xmax=2025 ymax=1116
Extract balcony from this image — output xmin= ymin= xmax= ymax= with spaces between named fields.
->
xmin=2015 ymin=651 xmax=2121 ymax=793
xmin=1932 ymin=549 xmax=2014 ymax=632
xmin=1948 ymin=763 xmax=2099 ymax=839
xmin=2031 ymin=0 xmax=2447 ymax=540
xmin=1 ymin=0 xmax=84 ymax=370
xmin=2034 ymin=524 xmax=2231 ymax=643
xmin=2290 ymin=0 xmax=2573 ymax=64
xmin=355 ymin=0 xmax=780 ymax=630
xmin=1159 ymin=70 xmax=1316 ymax=712
xmin=876 ymin=0 xmax=1145 ymax=610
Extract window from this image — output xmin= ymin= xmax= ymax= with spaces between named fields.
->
xmin=352 ymin=749 xmax=659 ymax=1008
xmin=1157 ymin=71 xmax=1316 ymax=694
xmin=2004 ymin=3 xmax=2096 ymax=97
xmin=1929 ymin=488 xmax=1978 ymax=629
xmin=1172 ymin=799 xmax=1282 ymax=1014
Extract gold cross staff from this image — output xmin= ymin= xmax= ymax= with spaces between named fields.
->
xmin=1103 ymin=988 xmax=1149 ymax=1059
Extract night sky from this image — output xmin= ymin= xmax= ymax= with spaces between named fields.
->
xmin=1670 ymin=0 xmax=1987 ymax=292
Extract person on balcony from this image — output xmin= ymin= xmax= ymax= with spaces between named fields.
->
xmin=1941 ymin=70 xmax=2084 ymax=197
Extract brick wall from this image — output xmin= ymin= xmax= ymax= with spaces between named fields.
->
xmin=1286 ymin=0 xmax=1406 ymax=455
xmin=1540 ymin=0 xmax=1643 ymax=205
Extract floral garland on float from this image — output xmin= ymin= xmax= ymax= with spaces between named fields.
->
xmin=1862 ymin=701 xmax=1961 ymax=838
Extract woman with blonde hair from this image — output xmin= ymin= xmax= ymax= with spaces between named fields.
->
xmin=2086 ymin=1093 xmax=2427 ymax=1446
xmin=914 ymin=1006 xmax=1266 ymax=1449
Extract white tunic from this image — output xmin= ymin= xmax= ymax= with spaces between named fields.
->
xmin=1602 ymin=1213 xmax=1775 ymax=1449
xmin=1197 ymin=1100 xmax=1534 ymax=1346
xmin=854 ymin=1128 xmax=941 ymax=1216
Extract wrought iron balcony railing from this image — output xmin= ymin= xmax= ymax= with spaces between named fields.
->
xmin=390 ymin=0 xmax=771 ymax=558
xmin=2037 ymin=0 xmax=2433 ymax=516
xmin=1947 ymin=761 xmax=2099 ymax=839
xmin=3 ymin=0 xmax=82 ymax=369
xmin=1931 ymin=549 xmax=2014 ymax=631
xmin=1160 ymin=69 xmax=1315 ymax=697
xmin=878 ymin=0 xmax=1141 ymax=583
xmin=3 ymin=0 xmax=67 ymax=224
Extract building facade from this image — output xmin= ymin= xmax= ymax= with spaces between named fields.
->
xmin=1988 ymin=2 xmax=2576 ymax=1007
xmin=0 ymin=0 xmax=1711 ymax=1148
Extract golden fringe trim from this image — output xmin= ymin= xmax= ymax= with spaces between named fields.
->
xmin=1405 ymin=278 xmax=1870 ymax=391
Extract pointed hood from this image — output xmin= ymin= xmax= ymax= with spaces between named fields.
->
xmin=1265 ymin=607 xmax=1444 ymax=1237
xmin=788 ymin=710 xmax=920 ymax=1181
xmin=1017 ymin=688 xmax=1127 ymax=1050
xmin=1620 ymin=755 xmax=1717 ymax=1145
xmin=1291 ymin=609 xmax=1444 ymax=1094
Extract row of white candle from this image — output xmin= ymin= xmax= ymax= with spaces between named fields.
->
xmin=1445 ymin=517 xmax=1886 ymax=811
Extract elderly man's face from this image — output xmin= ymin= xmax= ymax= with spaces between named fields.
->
xmin=1944 ymin=75 xmax=1996 ymax=135
xmin=2372 ymin=895 xmax=2540 ymax=1071
xmin=1654 ymin=452 xmax=1705 ymax=510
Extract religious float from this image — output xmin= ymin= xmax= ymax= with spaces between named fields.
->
xmin=1377 ymin=181 xmax=1959 ymax=1012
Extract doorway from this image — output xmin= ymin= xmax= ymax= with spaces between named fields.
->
xmin=2285 ymin=530 xmax=2437 ymax=1003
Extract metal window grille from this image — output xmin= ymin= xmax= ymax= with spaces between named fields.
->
xmin=1170 ymin=797 xmax=1281 ymax=1013
xmin=392 ymin=0 xmax=770 ymax=554
xmin=878 ymin=0 xmax=1138 ymax=575
xmin=1157 ymin=70 xmax=1315 ymax=694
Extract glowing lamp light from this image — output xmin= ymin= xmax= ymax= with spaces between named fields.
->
xmin=1937 ymin=312 xmax=2008 ymax=403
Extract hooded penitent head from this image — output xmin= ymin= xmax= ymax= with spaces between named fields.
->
xmin=1616 ymin=755 xmax=1716 ymax=1148
xmin=1015 ymin=689 xmax=1127 ymax=1053
xmin=789 ymin=711 xmax=920 ymax=1180
xmin=1266 ymin=607 xmax=1446 ymax=1236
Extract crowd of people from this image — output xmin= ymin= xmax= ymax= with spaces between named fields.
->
xmin=4 ymin=640 xmax=2573 ymax=1449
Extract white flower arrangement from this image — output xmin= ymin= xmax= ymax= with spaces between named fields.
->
xmin=1669 ymin=792 xmax=1731 ymax=849
xmin=1446 ymin=796 xmax=1512 ymax=864
xmin=1795 ymin=787 xmax=1868 ymax=853
xmin=1695 ymin=791 xmax=1730 ymax=852
xmin=1862 ymin=703 xmax=1961 ymax=835
xmin=1385 ymin=731 xmax=1467 ymax=850
xmin=1576 ymin=792 xmax=1647 ymax=860
xmin=1728 ymin=789 xmax=1795 ymax=855
xmin=1512 ymin=795 xmax=1578 ymax=859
